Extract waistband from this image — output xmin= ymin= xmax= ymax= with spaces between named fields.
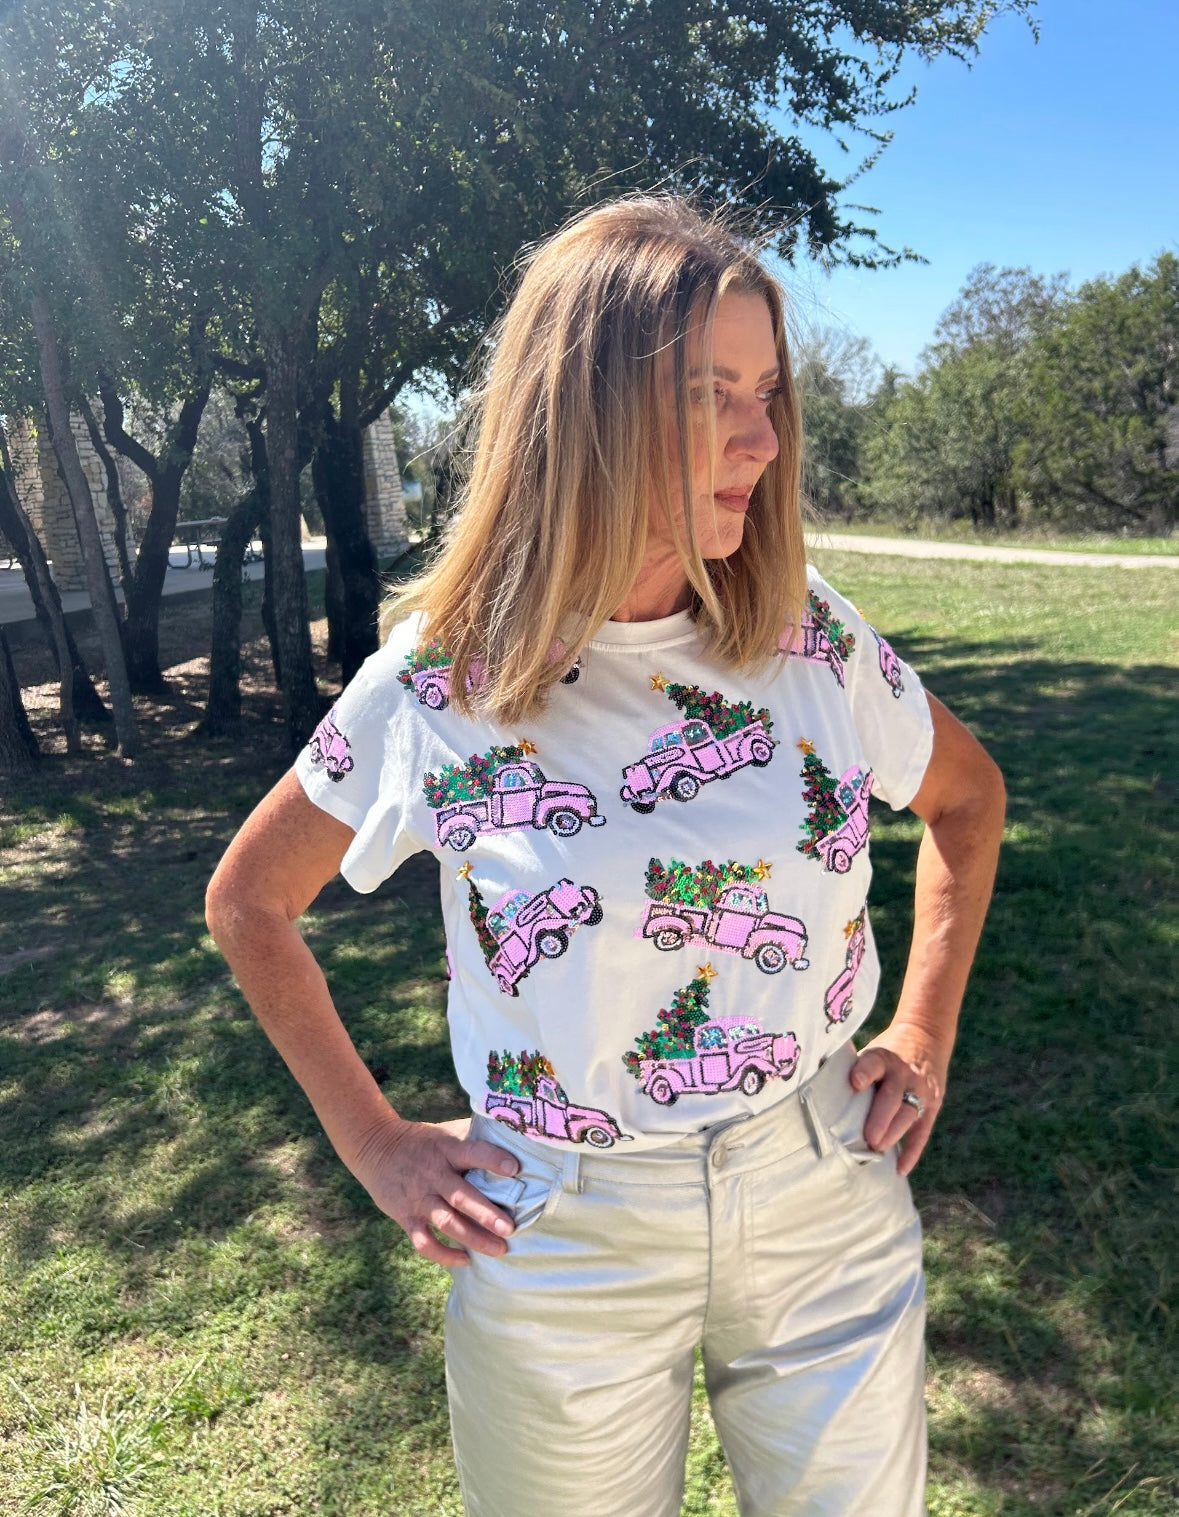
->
xmin=470 ymin=1039 xmax=860 ymax=1191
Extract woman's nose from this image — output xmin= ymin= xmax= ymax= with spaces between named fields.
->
xmin=727 ymin=405 xmax=779 ymax=465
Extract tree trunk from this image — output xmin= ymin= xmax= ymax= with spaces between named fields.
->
xmin=261 ymin=325 xmax=318 ymax=747
xmin=0 ymin=628 xmax=40 ymax=776
xmin=78 ymin=396 xmax=135 ymax=602
xmin=259 ymin=504 xmax=281 ymax=689
xmin=31 ymin=294 xmax=139 ymax=757
xmin=0 ymin=446 xmax=100 ymax=747
xmin=197 ymin=484 xmax=265 ymax=738
xmin=312 ymin=402 xmax=380 ymax=685
xmin=98 ymin=376 xmax=213 ymax=694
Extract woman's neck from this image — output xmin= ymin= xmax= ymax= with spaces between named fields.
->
xmin=611 ymin=555 xmax=692 ymax=623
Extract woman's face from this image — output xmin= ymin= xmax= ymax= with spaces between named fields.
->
xmin=653 ymin=289 xmax=781 ymax=563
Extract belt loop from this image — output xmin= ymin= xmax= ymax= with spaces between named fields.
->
xmin=800 ymin=1085 xmax=832 ymax=1159
xmin=560 ymin=1148 xmax=582 ymax=1195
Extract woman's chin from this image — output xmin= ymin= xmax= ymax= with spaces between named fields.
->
xmin=700 ymin=517 xmax=747 ymax=560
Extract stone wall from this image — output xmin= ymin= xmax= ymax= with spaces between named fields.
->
xmin=11 ymin=413 xmax=133 ymax=595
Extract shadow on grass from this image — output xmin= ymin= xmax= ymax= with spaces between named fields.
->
xmin=1 ymin=635 xmax=1176 ymax=1514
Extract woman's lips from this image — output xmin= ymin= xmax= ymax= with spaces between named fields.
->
xmin=714 ymin=490 xmax=752 ymax=513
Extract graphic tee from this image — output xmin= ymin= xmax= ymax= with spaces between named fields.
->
xmin=295 ymin=568 xmax=933 ymax=1153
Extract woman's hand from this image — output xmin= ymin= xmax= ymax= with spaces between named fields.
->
xmin=350 ymin=1115 xmax=522 ymax=1268
xmin=850 ymin=1026 xmax=948 ymax=1177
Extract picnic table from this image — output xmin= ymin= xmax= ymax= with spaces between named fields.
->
xmin=172 ymin=519 xmax=264 ymax=569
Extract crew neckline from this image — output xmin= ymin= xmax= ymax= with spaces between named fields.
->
xmin=588 ymin=607 xmax=699 ymax=651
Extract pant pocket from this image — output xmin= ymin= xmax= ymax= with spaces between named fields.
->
xmin=818 ymin=1078 xmax=889 ymax=1168
xmin=466 ymin=1121 xmax=564 ymax=1234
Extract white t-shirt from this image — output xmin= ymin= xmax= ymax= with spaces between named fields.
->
xmin=295 ymin=568 xmax=933 ymax=1153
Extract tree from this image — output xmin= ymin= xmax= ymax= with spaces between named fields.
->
xmin=861 ymin=264 xmax=1064 ymax=526
xmin=423 ymin=745 xmax=526 ymax=808
xmin=0 ymin=628 xmax=40 ymax=775
xmin=1016 ymin=255 xmax=1179 ymax=534
xmin=622 ymin=972 xmax=714 ymax=1075
xmin=663 ymin=683 xmax=773 ymax=739
xmin=487 ymin=1049 xmax=562 ymax=1098
xmin=8 ymin=0 xmax=1039 ymax=750
xmin=796 ymin=329 xmax=880 ymax=519
xmin=645 ymin=856 xmax=762 ymax=910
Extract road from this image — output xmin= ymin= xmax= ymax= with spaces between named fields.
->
xmin=805 ymin=530 xmax=1179 ymax=570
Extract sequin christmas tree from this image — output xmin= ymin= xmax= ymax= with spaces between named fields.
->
xmin=806 ymin=592 xmax=855 ymax=663
xmin=645 ymin=856 xmax=761 ymax=910
xmin=397 ymin=635 xmax=450 ymax=688
xmin=467 ymin=878 xmax=498 ymax=967
xmin=423 ymin=745 xmax=525 ymax=807
xmin=487 ymin=1049 xmax=565 ymax=1099
xmin=797 ymin=745 xmax=848 ymax=859
xmin=622 ymin=973 xmax=714 ymax=1075
xmin=663 ymin=682 xmax=773 ymax=739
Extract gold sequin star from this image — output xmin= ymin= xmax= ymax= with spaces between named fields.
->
xmin=456 ymin=862 xmax=473 ymax=880
xmin=797 ymin=737 xmax=816 ymax=755
xmin=844 ymin=917 xmax=859 ymax=938
xmin=650 ymin=672 xmax=668 ymax=691
xmin=753 ymin=859 xmax=772 ymax=880
xmin=696 ymin=962 xmax=718 ymax=983
xmin=518 ymin=737 xmax=537 ymax=755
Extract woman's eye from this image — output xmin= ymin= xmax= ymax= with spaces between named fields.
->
xmin=758 ymin=385 xmax=782 ymax=404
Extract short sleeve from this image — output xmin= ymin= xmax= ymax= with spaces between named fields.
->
xmin=294 ymin=638 xmax=430 ymax=893
xmin=807 ymin=568 xmax=934 ymax=810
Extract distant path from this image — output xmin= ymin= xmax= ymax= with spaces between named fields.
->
xmin=806 ymin=530 xmax=1179 ymax=570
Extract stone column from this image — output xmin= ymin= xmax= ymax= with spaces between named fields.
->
xmin=361 ymin=410 xmax=410 ymax=564
xmin=10 ymin=412 xmax=135 ymax=596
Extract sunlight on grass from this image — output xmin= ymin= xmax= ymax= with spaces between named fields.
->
xmin=2 ymin=556 xmax=1176 ymax=1514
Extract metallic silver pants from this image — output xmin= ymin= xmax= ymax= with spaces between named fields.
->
xmin=446 ymin=1041 xmax=927 ymax=1516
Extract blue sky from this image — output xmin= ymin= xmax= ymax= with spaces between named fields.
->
xmin=784 ymin=0 xmax=1179 ymax=375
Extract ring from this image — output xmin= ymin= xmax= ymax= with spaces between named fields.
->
xmin=901 ymin=1090 xmax=925 ymax=1118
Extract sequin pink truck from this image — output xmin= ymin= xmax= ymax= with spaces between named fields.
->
xmin=814 ymin=768 xmax=873 ymax=875
xmin=407 ymin=659 xmax=579 ymax=711
xmin=307 ymin=708 xmax=353 ymax=782
xmin=873 ymin=630 xmax=905 ymax=697
xmin=639 ymin=1018 xmax=800 ymax=1105
xmin=779 ymin=616 xmax=849 ymax=686
xmin=485 ymin=1075 xmax=629 ymax=1148
xmin=640 ymin=883 xmax=809 ymax=974
xmin=621 ymin=717 xmax=775 ymax=811
xmin=825 ymin=919 xmax=866 ymax=1029
xmin=435 ymin=762 xmax=605 ymax=851
xmin=488 ymin=878 xmax=603 ymax=995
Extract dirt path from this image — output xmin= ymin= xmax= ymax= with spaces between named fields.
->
xmin=805 ymin=530 xmax=1179 ymax=569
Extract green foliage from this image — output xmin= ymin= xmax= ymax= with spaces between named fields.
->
xmin=663 ymin=682 xmax=772 ymax=739
xmin=397 ymin=637 xmax=450 ymax=689
xmin=797 ymin=329 xmax=879 ymax=518
xmin=1015 ymin=254 xmax=1179 ymax=534
xmin=422 ymin=746 xmax=525 ymax=809
xmin=645 ymin=856 xmax=760 ymax=910
xmin=857 ymin=259 xmax=1177 ymax=537
xmin=797 ymin=749 xmax=846 ymax=856
xmin=486 ymin=1049 xmax=562 ymax=1099
xmin=466 ymin=878 xmax=498 ymax=966
xmin=806 ymin=592 xmax=855 ymax=661
xmin=623 ymin=974 xmax=713 ymax=1075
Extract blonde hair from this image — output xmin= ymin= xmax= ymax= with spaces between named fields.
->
xmin=383 ymin=195 xmax=806 ymax=722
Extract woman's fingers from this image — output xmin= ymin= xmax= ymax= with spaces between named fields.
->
xmin=851 ymin=1044 xmax=941 ymax=1172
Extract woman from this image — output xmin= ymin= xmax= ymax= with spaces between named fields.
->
xmin=207 ymin=196 xmax=1005 ymax=1516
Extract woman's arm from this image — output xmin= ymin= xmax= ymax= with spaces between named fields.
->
xmin=205 ymin=769 xmax=520 ymax=1265
xmin=852 ymin=692 xmax=1006 ymax=1175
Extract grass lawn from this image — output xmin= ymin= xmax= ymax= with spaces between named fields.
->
xmin=1 ymin=553 xmax=1176 ymax=1515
